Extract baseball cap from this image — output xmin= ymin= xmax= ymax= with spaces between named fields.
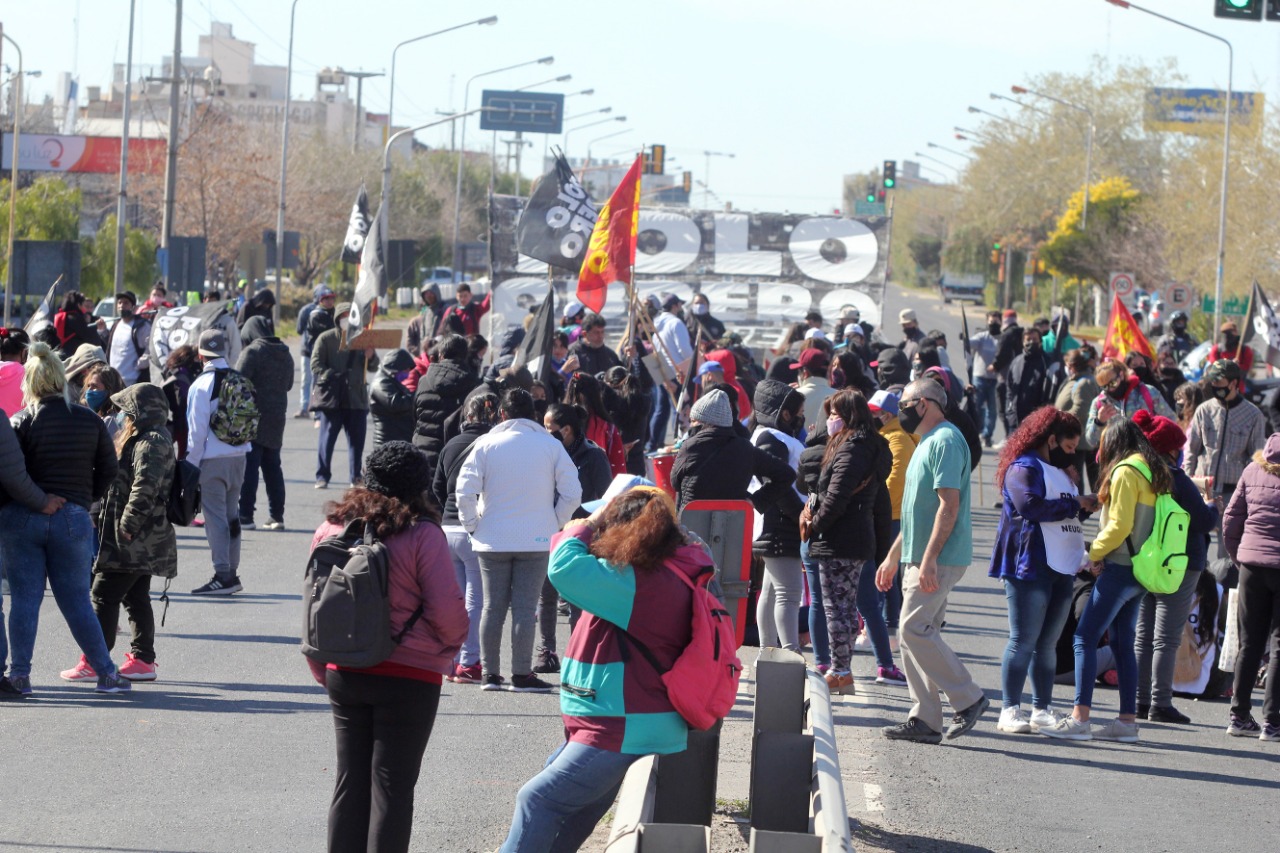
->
xmin=661 ymin=292 xmax=685 ymax=310
xmin=696 ymin=361 xmax=724 ymax=379
xmin=581 ymin=474 xmax=656 ymax=514
xmin=117 ymin=290 xmax=138 ymax=306
xmin=843 ymin=323 xmax=865 ymax=340
xmin=198 ymin=328 xmax=228 ymax=358
xmin=564 ymin=300 xmax=586 ymax=318
xmin=899 ymin=308 xmax=917 ymax=324
xmin=868 ymin=390 xmax=900 ymax=417
xmin=315 ymin=285 xmax=336 ymax=299
xmin=804 ymin=328 xmax=828 ymax=341
xmin=1205 ymin=359 xmax=1243 ymax=383
xmin=790 ymin=348 xmax=830 ymax=373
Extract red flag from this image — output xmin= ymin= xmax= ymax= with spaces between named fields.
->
xmin=1102 ymin=293 xmax=1154 ymax=361
xmin=576 ymin=154 xmax=642 ymax=313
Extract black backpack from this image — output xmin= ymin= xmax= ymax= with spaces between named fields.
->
xmin=166 ymin=459 xmax=202 ymax=526
xmin=301 ymin=519 xmax=422 ymax=668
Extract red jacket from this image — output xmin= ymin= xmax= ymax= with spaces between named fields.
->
xmin=704 ymin=348 xmax=752 ymax=419
xmin=1208 ymin=343 xmax=1253 ymax=375
xmin=437 ymin=292 xmax=492 ymax=337
xmin=404 ymin=350 xmax=431 ymax=394
xmin=585 ymin=414 xmax=627 ymax=477
xmin=308 ymin=519 xmax=468 ymax=682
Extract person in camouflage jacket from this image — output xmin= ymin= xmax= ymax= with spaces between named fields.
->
xmin=81 ymin=383 xmax=177 ymax=682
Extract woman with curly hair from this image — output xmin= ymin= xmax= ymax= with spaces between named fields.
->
xmin=564 ymin=371 xmax=627 ymax=476
xmin=988 ymin=406 xmax=1095 ymax=735
xmin=1042 ymin=419 xmax=1172 ymax=744
xmin=501 ymin=487 xmax=714 ymax=851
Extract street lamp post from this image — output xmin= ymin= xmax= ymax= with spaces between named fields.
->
xmin=345 ymin=69 xmax=384 ymax=152
xmin=914 ymin=152 xmax=960 ymax=174
xmin=703 ymin=151 xmax=735 ymax=209
xmin=273 ymin=0 xmax=301 ymax=318
xmin=926 ymin=142 xmax=975 ymax=162
xmin=585 ymin=128 xmax=633 ymax=163
xmin=953 ymin=126 xmax=997 ymax=143
xmin=990 ymin=92 xmax=1053 ymax=119
xmin=451 ymin=56 xmax=554 ymax=279
xmin=388 ymin=16 xmax=498 ymax=136
xmin=113 ymin=0 xmax=137 ymax=299
xmin=564 ymin=115 xmax=626 ymax=165
xmin=1105 ymin=0 xmax=1231 ymax=334
xmin=966 ymin=105 xmax=1033 ymax=132
xmin=2 ymin=27 xmax=23 ymax=326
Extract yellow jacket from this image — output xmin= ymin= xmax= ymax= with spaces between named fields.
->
xmin=1089 ymin=453 xmax=1157 ymax=564
xmin=879 ymin=416 xmax=920 ymax=520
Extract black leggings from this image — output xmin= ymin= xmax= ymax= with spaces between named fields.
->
xmin=91 ymin=572 xmax=155 ymax=663
xmin=1232 ymin=564 xmax=1280 ymax=725
xmin=325 ymin=669 xmax=442 ymax=853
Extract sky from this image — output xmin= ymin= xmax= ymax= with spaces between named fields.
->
xmin=3 ymin=0 xmax=1280 ymax=214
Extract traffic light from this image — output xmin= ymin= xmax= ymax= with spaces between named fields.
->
xmin=650 ymin=144 xmax=665 ymax=175
xmin=990 ymin=241 xmax=1002 ymax=265
xmin=865 ymin=184 xmax=876 ymax=204
xmin=877 ymin=189 xmax=886 ymax=203
xmin=882 ymin=160 xmax=897 ymax=189
xmin=1215 ymin=0 xmax=1263 ymax=20
xmin=1268 ymin=0 xmax=1280 ymax=20
xmin=682 ymin=171 xmax=692 ymax=193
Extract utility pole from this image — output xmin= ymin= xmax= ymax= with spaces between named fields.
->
xmin=160 ymin=0 xmax=182 ymax=290
xmin=113 ymin=0 xmax=137 ymax=298
xmin=345 ymin=69 xmax=383 ymax=152
xmin=435 ymin=109 xmax=458 ymax=149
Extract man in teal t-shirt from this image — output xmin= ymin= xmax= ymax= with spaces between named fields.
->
xmin=876 ymin=379 xmax=988 ymax=744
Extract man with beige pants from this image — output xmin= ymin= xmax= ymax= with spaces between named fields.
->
xmin=876 ymin=379 xmax=989 ymax=744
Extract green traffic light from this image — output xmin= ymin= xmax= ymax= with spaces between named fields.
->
xmin=885 ymin=179 xmax=896 ymax=189
xmin=1227 ymin=0 xmax=1250 ymax=6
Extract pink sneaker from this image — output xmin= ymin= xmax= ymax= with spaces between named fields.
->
xmin=60 ymin=655 xmax=97 ymax=682
xmin=119 ymin=653 xmax=157 ymax=682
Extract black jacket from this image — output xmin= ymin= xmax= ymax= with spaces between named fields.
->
xmin=567 ymin=436 xmax=613 ymax=510
xmin=431 ymin=422 xmax=491 ymax=524
xmin=235 ymin=332 xmax=295 ymax=449
xmin=413 ymin=359 xmax=481 ymax=476
xmin=568 ymin=340 xmax=623 ymax=378
xmin=750 ymin=380 xmax=806 ymax=557
xmin=11 ymin=396 xmax=118 ymax=509
xmin=992 ymin=324 xmax=1024 ymax=375
xmin=800 ymin=430 xmax=890 ymax=561
xmin=370 ymin=349 xmax=416 ymax=447
xmin=304 ymin=306 xmax=336 ymax=357
xmin=670 ymin=424 xmax=796 ymax=512
xmin=1005 ymin=349 xmax=1052 ymax=429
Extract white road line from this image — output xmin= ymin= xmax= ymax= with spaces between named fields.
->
xmin=863 ymin=782 xmax=885 ymax=812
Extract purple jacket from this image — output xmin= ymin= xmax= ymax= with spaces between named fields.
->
xmin=1223 ymin=432 xmax=1280 ymax=569
xmin=989 ymin=453 xmax=1086 ymax=582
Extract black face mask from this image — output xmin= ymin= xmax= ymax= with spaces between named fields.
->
xmin=1048 ymin=445 xmax=1075 ymax=469
xmin=1222 ymin=335 xmax=1240 ymax=351
xmin=1213 ymin=385 xmax=1232 ymax=402
xmin=898 ymin=401 xmax=925 ymax=435
xmin=1024 ymin=342 xmax=1040 ymax=355
xmin=1106 ymin=381 xmax=1127 ymax=400
xmin=988 ymin=323 xmax=1001 ymax=336
xmin=1172 ymin=322 xmax=1186 ymax=334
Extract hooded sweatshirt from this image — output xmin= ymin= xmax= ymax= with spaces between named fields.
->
xmin=750 ymin=379 xmax=805 ymax=556
xmin=235 ymin=319 xmax=295 ymax=449
xmin=370 ymin=348 xmax=417 ymax=446
xmin=704 ymin=349 xmax=752 ymax=419
xmin=0 ymin=360 xmax=24 ymax=416
xmin=1223 ymin=433 xmax=1280 ymax=569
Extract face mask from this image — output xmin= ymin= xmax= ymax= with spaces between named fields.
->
xmin=1024 ymin=342 xmax=1039 ymax=354
xmin=898 ymin=402 xmax=924 ymax=435
xmin=825 ymin=416 xmax=844 ymax=436
xmin=791 ymin=412 xmax=806 ymax=438
xmin=113 ymin=411 xmax=128 ymax=428
xmin=1106 ymin=380 xmax=1127 ymax=400
xmin=988 ymin=323 xmax=1001 ymax=335
xmin=119 ymin=308 xmax=135 ymax=321
xmin=1213 ymin=385 xmax=1232 ymax=401
xmin=85 ymin=389 xmax=108 ymax=412
xmin=1172 ymin=322 xmax=1186 ymax=334
xmin=1223 ymin=335 xmax=1239 ymax=351
xmin=1048 ymin=445 xmax=1074 ymax=469
xmin=692 ymin=303 xmax=709 ymax=317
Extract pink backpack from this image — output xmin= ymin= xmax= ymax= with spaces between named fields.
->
xmin=622 ymin=566 xmax=743 ymax=730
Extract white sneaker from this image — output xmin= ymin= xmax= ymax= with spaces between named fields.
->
xmin=997 ymin=706 xmax=1032 ymax=734
xmin=1029 ymin=707 xmax=1059 ymax=732
xmin=1040 ymin=715 xmax=1092 ymax=741
xmin=1093 ymin=718 xmax=1140 ymax=743
xmin=854 ymin=632 xmax=871 ymax=650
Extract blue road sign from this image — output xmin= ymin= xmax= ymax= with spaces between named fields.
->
xmin=479 ymin=90 xmax=565 ymax=134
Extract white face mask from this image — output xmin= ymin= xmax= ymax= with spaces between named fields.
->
xmin=692 ymin=303 xmax=709 ymax=317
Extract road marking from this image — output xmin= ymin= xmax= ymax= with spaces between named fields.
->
xmin=863 ymin=782 xmax=885 ymax=812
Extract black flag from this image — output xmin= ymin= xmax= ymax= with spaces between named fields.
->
xmin=959 ymin=303 xmax=973 ymax=384
xmin=1240 ymin=280 xmax=1280 ymax=369
xmin=516 ymin=150 xmax=599 ymax=274
xmin=341 ymin=183 xmax=371 ymax=265
xmin=347 ymin=200 xmax=386 ymax=346
xmin=515 ymin=284 xmax=558 ymax=386
xmin=24 ymin=274 xmax=71 ymax=339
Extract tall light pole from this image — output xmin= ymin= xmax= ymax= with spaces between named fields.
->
xmin=703 ymin=150 xmax=735 ymax=209
xmin=113 ymin=0 xmax=137 ymax=299
xmin=273 ymin=0 xmax=301 ymax=315
xmin=388 ymin=16 xmax=498 ymax=136
xmin=1 ymin=27 xmax=23 ymax=326
xmin=1106 ymin=0 xmax=1231 ymax=333
xmin=345 ymin=69 xmax=383 ymax=152
xmin=953 ymin=126 xmax=997 ymax=143
xmin=160 ymin=0 xmax=182 ymax=292
xmin=1011 ymin=85 xmax=1095 ymax=253
xmin=926 ymin=142 xmax=974 ymax=162
xmin=914 ymin=151 xmax=960 ymax=174
xmin=585 ymin=128 xmax=632 ymax=163
xmin=989 ymin=92 xmax=1053 ymax=119
xmin=564 ymin=115 xmax=625 ymax=164
xmin=966 ymin=105 xmax=1033 ymax=132
xmin=451 ymin=56 xmax=554 ymax=276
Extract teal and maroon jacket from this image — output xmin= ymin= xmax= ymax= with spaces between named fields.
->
xmin=548 ymin=522 xmax=709 ymax=755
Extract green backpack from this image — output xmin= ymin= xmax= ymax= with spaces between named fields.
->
xmin=1117 ymin=459 xmax=1190 ymax=594
xmin=209 ymin=368 xmax=260 ymax=446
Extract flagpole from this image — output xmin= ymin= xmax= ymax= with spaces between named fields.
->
xmin=1234 ymin=282 xmax=1255 ymax=362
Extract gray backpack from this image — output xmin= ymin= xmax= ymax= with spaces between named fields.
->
xmin=301 ymin=520 xmax=421 ymax=668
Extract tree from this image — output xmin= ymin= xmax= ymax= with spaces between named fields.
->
xmin=81 ymin=215 xmax=158 ymax=299
xmin=0 ymin=176 xmax=83 ymax=283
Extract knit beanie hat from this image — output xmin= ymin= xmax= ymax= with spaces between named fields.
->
xmin=690 ymin=388 xmax=733 ymax=428
xmin=1132 ymin=409 xmax=1186 ymax=456
xmin=363 ymin=441 xmax=432 ymax=504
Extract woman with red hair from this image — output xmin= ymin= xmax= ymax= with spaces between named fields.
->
xmin=989 ymin=406 xmax=1097 ymax=735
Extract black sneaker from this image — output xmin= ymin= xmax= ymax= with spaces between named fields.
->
xmin=0 ymin=676 xmax=26 ymax=701
xmin=1148 ymin=705 xmax=1191 ymax=724
xmin=882 ymin=717 xmax=942 ymax=744
xmin=95 ymin=670 xmax=133 ymax=694
xmin=481 ymin=673 xmax=506 ymax=692
xmin=532 ymin=649 xmax=560 ymax=674
xmin=191 ymin=576 xmax=243 ymax=596
xmin=946 ymin=695 xmax=991 ymax=740
xmin=508 ymin=673 xmax=556 ymax=693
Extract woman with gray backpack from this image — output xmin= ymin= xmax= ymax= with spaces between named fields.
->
xmin=308 ymin=441 xmax=468 ymax=853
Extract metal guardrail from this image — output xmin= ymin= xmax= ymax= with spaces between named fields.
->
xmin=805 ymin=668 xmax=854 ymax=853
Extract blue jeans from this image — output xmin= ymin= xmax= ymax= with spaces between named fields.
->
xmin=317 ymin=408 xmax=369 ymax=484
xmin=975 ymin=376 xmax=997 ymax=440
xmin=801 ymin=539 xmax=830 ymax=667
xmin=1001 ymin=571 xmax=1074 ymax=709
xmin=0 ymin=503 xmax=116 ymax=680
xmin=240 ymin=442 xmax=285 ymax=523
xmin=1073 ymin=561 xmax=1146 ymax=714
xmin=501 ymin=740 xmax=642 ymax=853
xmin=445 ymin=528 xmax=482 ymax=667
xmin=856 ymin=557 xmax=894 ymax=670
xmin=646 ymin=384 xmax=671 ymax=452
xmin=300 ymin=351 xmax=313 ymax=413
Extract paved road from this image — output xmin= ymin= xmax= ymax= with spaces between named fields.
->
xmin=2 ymin=298 xmax=1276 ymax=852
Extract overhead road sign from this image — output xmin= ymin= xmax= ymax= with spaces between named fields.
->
xmin=479 ymin=90 xmax=565 ymax=134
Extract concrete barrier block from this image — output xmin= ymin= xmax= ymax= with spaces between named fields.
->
xmin=750 ymin=730 xmax=814 ymax=834
xmin=754 ymin=647 xmax=808 ymax=735
xmin=749 ymin=827 xmax=824 ymax=853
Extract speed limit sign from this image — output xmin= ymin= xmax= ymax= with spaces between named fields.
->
xmin=1109 ymin=272 xmax=1135 ymax=297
